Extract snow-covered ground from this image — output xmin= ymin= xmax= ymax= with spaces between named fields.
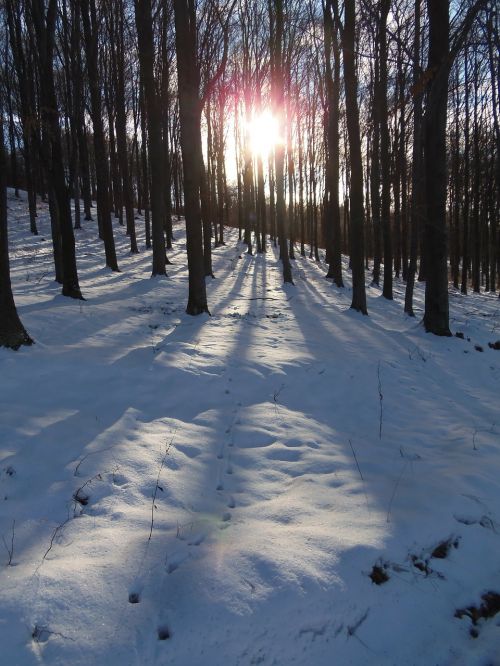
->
xmin=1 ymin=190 xmax=499 ymax=666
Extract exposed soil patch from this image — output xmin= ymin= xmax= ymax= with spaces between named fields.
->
xmin=410 ymin=555 xmax=432 ymax=575
xmin=409 ymin=536 xmax=459 ymax=576
xmin=431 ymin=537 xmax=459 ymax=559
xmin=369 ymin=564 xmax=389 ymax=585
xmin=455 ymin=591 xmax=500 ymax=637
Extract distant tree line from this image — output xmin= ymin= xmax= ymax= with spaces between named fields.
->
xmin=1 ymin=0 xmax=498 ymax=349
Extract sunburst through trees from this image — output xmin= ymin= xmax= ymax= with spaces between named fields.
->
xmin=1 ymin=0 xmax=498 ymax=343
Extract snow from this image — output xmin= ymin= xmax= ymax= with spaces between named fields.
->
xmin=1 ymin=190 xmax=499 ymax=665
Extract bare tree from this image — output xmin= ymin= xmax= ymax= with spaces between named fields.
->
xmin=423 ymin=0 xmax=488 ymax=334
xmin=338 ymin=0 xmax=367 ymax=313
xmin=135 ymin=0 xmax=168 ymax=276
xmin=29 ymin=0 xmax=83 ymax=299
xmin=0 ymin=95 xmax=33 ymax=349
xmin=81 ymin=0 xmax=120 ymax=271
xmin=271 ymin=0 xmax=293 ymax=284
xmin=173 ymin=0 xmax=209 ymax=313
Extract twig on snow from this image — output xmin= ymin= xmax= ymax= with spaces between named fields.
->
xmin=2 ymin=519 xmax=15 ymax=565
xmin=349 ymin=440 xmax=370 ymax=511
xmin=348 ymin=439 xmax=364 ymax=482
xmin=273 ymin=383 xmax=285 ymax=420
xmin=35 ymin=517 xmax=72 ymax=574
xmin=386 ymin=462 xmax=408 ymax=523
xmin=32 ymin=624 xmax=76 ymax=643
xmin=148 ymin=426 xmax=178 ymax=542
xmin=347 ymin=608 xmax=369 ymax=637
xmin=74 ymin=444 xmax=116 ymax=476
xmin=72 ymin=473 xmax=102 ymax=515
xmin=472 ymin=422 xmax=497 ymax=451
xmin=377 ymin=361 xmax=383 ymax=440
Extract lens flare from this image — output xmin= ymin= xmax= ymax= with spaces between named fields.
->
xmin=248 ymin=111 xmax=281 ymax=159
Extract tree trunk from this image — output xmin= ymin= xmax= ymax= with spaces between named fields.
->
xmin=341 ymin=0 xmax=367 ymax=313
xmin=135 ymin=0 xmax=167 ymax=276
xmin=173 ymin=0 xmax=209 ymax=314
xmin=379 ymin=0 xmax=393 ymax=299
xmin=81 ymin=0 xmax=119 ymax=271
xmin=404 ymin=0 xmax=423 ymax=316
xmin=423 ymin=0 xmax=451 ymax=335
xmin=0 ymin=101 xmax=33 ymax=349
xmin=272 ymin=0 xmax=293 ymax=284
xmin=6 ymin=0 xmax=39 ymax=235
xmin=113 ymin=0 xmax=138 ymax=253
xmin=370 ymin=54 xmax=382 ymax=287
xmin=324 ymin=0 xmax=343 ymax=286
xmin=30 ymin=0 xmax=83 ymax=299
xmin=139 ymin=82 xmax=151 ymax=248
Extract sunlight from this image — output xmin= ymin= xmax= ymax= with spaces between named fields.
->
xmin=247 ymin=110 xmax=281 ymax=159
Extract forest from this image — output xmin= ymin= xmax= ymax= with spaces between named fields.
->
xmin=0 ymin=1 xmax=499 ymax=665
xmin=1 ymin=0 xmax=498 ymax=343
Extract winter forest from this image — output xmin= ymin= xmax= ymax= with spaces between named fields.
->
xmin=1 ymin=0 xmax=499 ymax=664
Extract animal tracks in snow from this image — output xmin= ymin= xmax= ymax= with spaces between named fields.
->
xmin=454 ymin=513 xmax=499 ymax=532
xmin=166 ymin=550 xmax=191 ymax=574
xmin=266 ymin=447 xmax=303 ymax=463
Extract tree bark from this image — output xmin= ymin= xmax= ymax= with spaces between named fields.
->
xmin=0 ymin=101 xmax=33 ymax=349
xmin=135 ymin=0 xmax=168 ymax=276
xmin=81 ymin=0 xmax=119 ymax=271
xmin=404 ymin=0 xmax=422 ymax=316
xmin=173 ymin=0 xmax=209 ymax=314
xmin=341 ymin=0 xmax=367 ymax=313
xmin=271 ymin=0 xmax=293 ymax=284
xmin=30 ymin=0 xmax=83 ymax=299
xmin=423 ymin=0 xmax=451 ymax=335
xmin=324 ymin=0 xmax=343 ymax=286
xmin=379 ymin=0 xmax=393 ymax=299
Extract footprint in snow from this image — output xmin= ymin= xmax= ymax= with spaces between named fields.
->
xmin=220 ymin=512 xmax=232 ymax=529
xmin=111 ymin=473 xmax=129 ymax=487
xmin=166 ymin=551 xmax=191 ymax=574
xmin=454 ymin=514 xmax=499 ymax=531
xmin=157 ymin=625 xmax=170 ymax=641
xmin=188 ymin=532 xmax=206 ymax=546
xmin=266 ymin=448 xmax=303 ymax=462
xmin=176 ymin=444 xmax=201 ymax=459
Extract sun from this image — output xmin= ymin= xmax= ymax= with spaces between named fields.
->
xmin=248 ymin=111 xmax=281 ymax=159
